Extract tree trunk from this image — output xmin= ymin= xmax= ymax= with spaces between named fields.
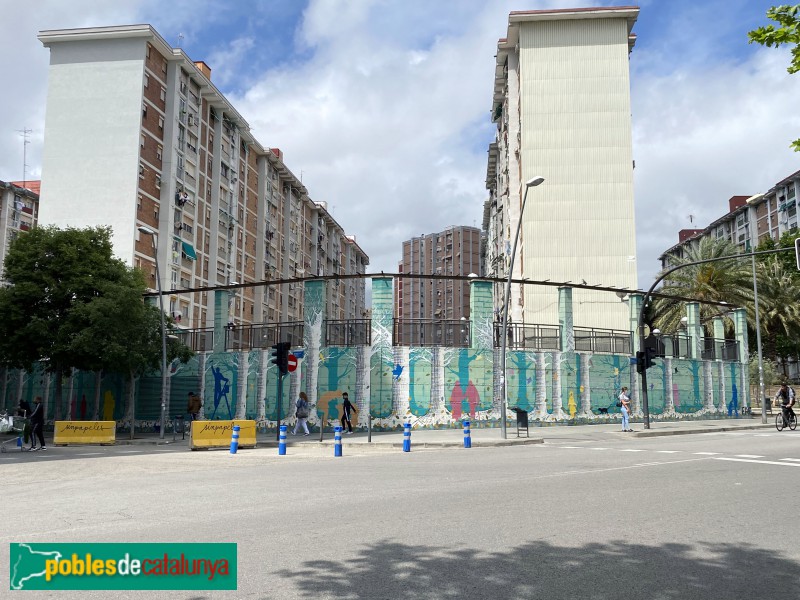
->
xmin=93 ymin=371 xmax=103 ymax=421
xmin=53 ymin=366 xmax=63 ymax=422
xmin=126 ymin=369 xmax=136 ymax=431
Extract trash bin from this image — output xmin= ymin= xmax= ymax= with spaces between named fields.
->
xmin=511 ymin=407 xmax=529 ymax=438
xmin=173 ymin=415 xmax=185 ymax=441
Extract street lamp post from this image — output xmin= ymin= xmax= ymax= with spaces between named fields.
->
xmin=500 ymin=176 xmax=545 ymax=439
xmin=751 ymin=251 xmax=767 ymax=423
xmin=138 ymin=226 xmax=168 ymax=440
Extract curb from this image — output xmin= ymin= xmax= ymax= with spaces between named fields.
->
xmin=629 ymin=423 xmax=774 ymax=438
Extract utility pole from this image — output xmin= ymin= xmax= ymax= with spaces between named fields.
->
xmin=16 ymin=128 xmax=32 ymax=189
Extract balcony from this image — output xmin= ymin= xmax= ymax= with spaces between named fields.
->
xmin=172 ymin=327 xmax=214 ymax=352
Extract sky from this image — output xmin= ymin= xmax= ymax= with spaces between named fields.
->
xmin=1 ymin=0 xmax=798 ymax=289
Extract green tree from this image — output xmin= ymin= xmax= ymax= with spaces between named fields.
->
xmin=653 ymin=237 xmax=754 ymax=333
xmin=749 ymin=4 xmax=800 ymax=150
xmin=0 ymin=226 xmax=190 ymax=420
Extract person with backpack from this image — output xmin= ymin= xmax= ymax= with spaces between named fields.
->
xmin=776 ymin=383 xmax=796 ymax=428
xmin=292 ymin=392 xmax=310 ymax=436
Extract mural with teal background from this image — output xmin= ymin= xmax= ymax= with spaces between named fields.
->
xmin=0 ymin=279 xmax=750 ymax=430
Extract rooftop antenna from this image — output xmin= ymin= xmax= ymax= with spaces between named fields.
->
xmin=177 ymin=33 xmax=184 ymax=48
xmin=688 ymin=214 xmax=694 ymax=225
xmin=16 ymin=127 xmax=31 ymax=190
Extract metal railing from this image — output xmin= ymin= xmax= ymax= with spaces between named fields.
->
xmin=172 ymin=327 xmax=214 ymax=352
xmin=225 ymin=321 xmax=305 ymax=350
xmin=655 ymin=334 xmax=692 ymax=359
xmin=494 ymin=323 xmax=561 ymax=350
xmin=393 ymin=319 xmax=470 ymax=347
xmin=702 ymin=337 xmax=740 ymax=362
xmin=574 ymin=327 xmax=631 ymax=355
xmin=325 ymin=319 xmax=371 ymax=346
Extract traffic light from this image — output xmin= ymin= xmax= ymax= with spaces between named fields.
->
xmin=636 ymin=348 xmax=658 ymax=374
xmin=271 ymin=342 xmax=291 ymax=375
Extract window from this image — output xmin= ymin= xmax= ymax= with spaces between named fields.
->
xmin=155 ymin=175 xmax=161 ymax=188
xmin=146 ymin=44 xmax=151 ymax=59
xmin=160 ymin=87 xmax=166 ymax=101
xmin=156 ymin=145 xmax=162 ymax=160
xmin=140 ymin=134 xmax=145 ymax=148
xmin=144 ymin=73 xmax=149 ymax=88
xmin=137 ymin=196 xmax=142 ymax=212
xmin=183 ymin=223 xmax=193 ymax=234
xmin=139 ymin=163 xmax=145 ymax=179
xmin=158 ymin=116 xmax=164 ymax=130
xmin=142 ymin=103 xmax=147 ymax=118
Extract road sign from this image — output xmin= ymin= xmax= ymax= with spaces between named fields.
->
xmin=287 ymin=354 xmax=298 ymax=373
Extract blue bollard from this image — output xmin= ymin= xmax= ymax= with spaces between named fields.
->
xmin=402 ymin=421 xmax=411 ymax=452
xmin=229 ymin=424 xmax=240 ymax=455
xmin=278 ymin=424 xmax=287 ymax=455
xmin=463 ymin=419 xmax=471 ymax=448
xmin=334 ymin=426 xmax=343 ymax=457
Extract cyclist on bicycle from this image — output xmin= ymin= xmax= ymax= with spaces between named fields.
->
xmin=776 ymin=383 xmax=796 ymax=427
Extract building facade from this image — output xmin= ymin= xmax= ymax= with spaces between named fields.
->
xmin=659 ymin=169 xmax=800 ymax=269
xmin=396 ymin=226 xmax=482 ymax=321
xmin=37 ymin=25 xmax=367 ymax=329
xmin=0 ymin=181 xmax=39 ymax=282
xmin=483 ymin=7 xmax=639 ymax=331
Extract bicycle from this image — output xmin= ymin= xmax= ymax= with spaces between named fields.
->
xmin=775 ymin=409 xmax=797 ymax=431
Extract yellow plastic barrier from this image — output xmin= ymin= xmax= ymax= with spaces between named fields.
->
xmin=190 ymin=419 xmax=257 ymax=450
xmin=53 ymin=421 xmax=116 ymax=446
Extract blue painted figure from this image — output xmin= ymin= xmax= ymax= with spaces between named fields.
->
xmin=211 ymin=365 xmax=232 ymax=420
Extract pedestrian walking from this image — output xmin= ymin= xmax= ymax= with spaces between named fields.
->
xmin=292 ymin=392 xmax=311 ymax=436
xmin=340 ymin=392 xmax=355 ymax=434
xmin=29 ymin=396 xmax=46 ymax=451
xmin=619 ymin=386 xmax=632 ymax=432
xmin=187 ymin=391 xmax=201 ymax=421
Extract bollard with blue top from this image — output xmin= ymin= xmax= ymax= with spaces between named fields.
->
xmin=334 ymin=426 xmax=343 ymax=457
xmin=278 ymin=424 xmax=287 ymax=455
xmin=463 ymin=419 xmax=472 ymax=448
xmin=229 ymin=424 xmax=240 ymax=455
xmin=402 ymin=421 xmax=411 ymax=452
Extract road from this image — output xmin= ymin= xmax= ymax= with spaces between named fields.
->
xmin=2 ymin=430 xmax=799 ymax=599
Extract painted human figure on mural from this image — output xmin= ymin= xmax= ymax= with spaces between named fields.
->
xmin=448 ymin=350 xmax=480 ymax=421
xmin=211 ymin=365 xmax=232 ymax=420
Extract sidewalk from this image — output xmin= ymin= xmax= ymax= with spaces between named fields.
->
xmin=114 ymin=415 xmax=776 ymax=448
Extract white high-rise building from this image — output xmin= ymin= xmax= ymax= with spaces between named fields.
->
xmin=484 ymin=7 xmax=639 ymax=331
xmin=37 ymin=25 xmax=368 ymax=330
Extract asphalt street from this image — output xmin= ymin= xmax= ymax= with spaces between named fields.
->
xmin=3 ymin=429 xmax=799 ymax=599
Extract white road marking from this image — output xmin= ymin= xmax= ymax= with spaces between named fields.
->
xmin=620 ymin=449 xmax=645 ymax=452
xmin=655 ymin=450 xmax=681 ymax=454
xmin=693 ymin=452 xmax=721 ymax=455
xmin=561 ymin=446 xmax=583 ymax=449
xmin=75 ymin=452 xmax=102 ymax=456
xmin=589 ymin=447 xmax=610 ymax=451
xmin=780 ymin=458 xmax=800 ymax=462
xmin=715 ymin=457 xmax=800 ymax=467
xmin=734 ymin=454 xmax=764 ymax=458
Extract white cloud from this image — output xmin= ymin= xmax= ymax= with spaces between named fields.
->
xmin=632 ymin=46 xmax=800 ymax=283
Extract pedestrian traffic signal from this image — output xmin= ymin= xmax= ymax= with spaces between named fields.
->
xmin=636 ymin=351 xmax=645 ymax=374
xmin=271 ymin=342 xmax=291 ymax=375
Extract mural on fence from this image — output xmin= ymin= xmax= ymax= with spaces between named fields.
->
xmin=0 ymin=278 xmax=749 ymax=430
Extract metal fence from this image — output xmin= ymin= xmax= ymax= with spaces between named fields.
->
xmin=325 ymin=319 xmax=371 ymax=346
xmin=574 ymin=327 xmax=632 ymax=355
xmin=702 ymin=337 xmax=740 ymax=362
xmin=225 ymin=321 xmax=304 ymax=351
xmin=172 ymin=327 xmax=214 ymax=352
xmin=393 ymin=319 xmax=470 ymax=347
xmin=494 ymin=323 xmax=561 ymax=350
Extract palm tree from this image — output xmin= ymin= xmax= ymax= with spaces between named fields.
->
xmin=754 ymin=257 xmax=800 ymax=365
xmin=652 ymin=237 xmax=754 ymax=334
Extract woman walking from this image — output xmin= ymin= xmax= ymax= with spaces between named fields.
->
xmin=292 ymin=392 xmax=310 ymax=436
xmin=619 ymin=387 xmax=632 ymax=432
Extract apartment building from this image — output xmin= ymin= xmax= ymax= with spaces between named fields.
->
xmin=659 ymin=169 xmax=800 ymax=269
xmin=483 ymin=7 xmax=639 ymax=331
xmin=0 ymin=180 xmax=39 ymax=282
xmin=37 ymin=25 xmax=368 ymax=329
xmin=396 ymin=226 xmax=482 ymax=321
